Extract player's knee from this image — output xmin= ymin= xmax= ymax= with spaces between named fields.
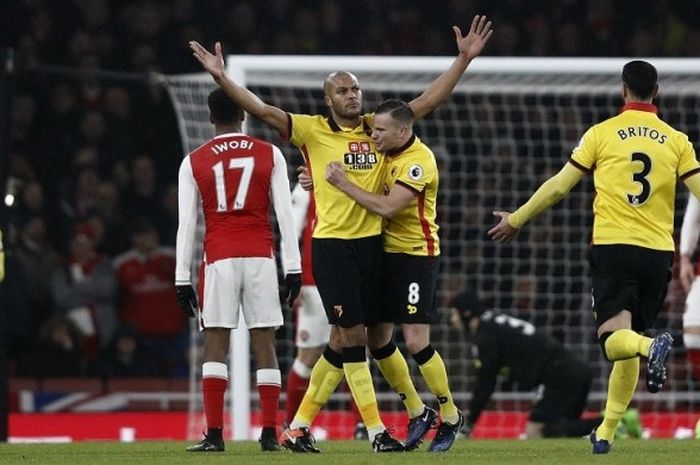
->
xmin=411 ymin=344 xmax=435 ymax=365
xmin=322 ymin=346 xmax=344 ymax=369
xmin=402 ymin=327 xmax=430 ymax=354
xmin=340 ymin=325 xmax=367 ymax=347
xmin=598 ymin=331 xmax=614 ymax=361
xmin=370 ymin=341 xmax=397 ymax=361
xmin=366 ymin=324 xmax=393 ymax=351
xmin=405 ymin=339 xmax=427 ymax=355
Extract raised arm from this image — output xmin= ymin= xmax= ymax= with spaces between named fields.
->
xmin=189 ymin=41 xmax=289 ymax=137
xmin=408 ymin=15 xmax=493 ymax=120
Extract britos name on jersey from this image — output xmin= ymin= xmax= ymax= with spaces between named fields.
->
xmin=343 ymin=141 xmax=378 ymax=170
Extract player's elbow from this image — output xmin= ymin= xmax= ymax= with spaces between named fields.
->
xmin=548 ymin=178 xmax=573 ymax=200
xmin=378 ymin=204 xmax=401 ymax=219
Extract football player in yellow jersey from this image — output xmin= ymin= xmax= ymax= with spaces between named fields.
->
xmin=190 ymin=16 xmax=492 ymax=452
xmin=488 ymin=60 xmax=700 ymax=455
xmin=327 ymin=99 xmax=461 ymax=452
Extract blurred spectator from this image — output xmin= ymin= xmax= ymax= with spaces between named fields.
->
xmin=113 ymin=218 xmax=187 ymax=376
xmin=120 ymin=154 xmax=161 ymax=221
xmin=90 ymin=325 xmax=160 ymax=378
xmin=21 ymin=315 xmax=85 ymax=378
xmin=14 ymin=215 xmax=61 ymax=330
xmin=10 ymin=94 xmax=38 ymax=155
xmin=157 ymin=182 xmax=179 ymax=248
xmin=50 ymin=222 xmax=118 ymax=360
xmin=59 ymin=166 xmax=102 ymax=224
xmin=91 ymin=180 xmax=129 ymax=255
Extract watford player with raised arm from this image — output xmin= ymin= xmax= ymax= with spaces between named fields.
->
xmin=189 ymin=15 xmax=492 ymax=453
xmin=326 ymin=99 xmax=461 ymax=452
xmin=488 ymin=60 xmax=700 ymax=454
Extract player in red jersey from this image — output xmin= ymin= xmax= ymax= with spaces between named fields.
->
xmin=175 ymin=88 xmax=302 ymax=452
xmin=283 ymin=184 xmax=330 ymax=426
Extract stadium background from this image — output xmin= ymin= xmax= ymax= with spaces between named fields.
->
xmin=1 ymin=0 xmax=700 ymax=442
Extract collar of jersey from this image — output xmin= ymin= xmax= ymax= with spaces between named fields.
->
xmin=213 ymin=132 xmax=245 ymax=139
xmin=327 ymin=115 xmax=372 ymax=134
xmin=385 ymin=134 xmax=416 ymax=157
xmin=621 ymin=102 xmax=658 ymax=114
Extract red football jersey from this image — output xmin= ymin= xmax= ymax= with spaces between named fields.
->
xmin=176 ymin=131 xmax=300 ymax=285
xmin=115 ymin=248 xmax=186 ymax=336
xmin=189 ymin=134 xmax=275 ymax=262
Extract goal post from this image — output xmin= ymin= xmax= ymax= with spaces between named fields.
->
xmin=164 ymin=56 xmax=700 ymax=440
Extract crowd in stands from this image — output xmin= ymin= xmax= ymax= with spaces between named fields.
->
xmin=1 ymin=0 xmax=699 ymax=380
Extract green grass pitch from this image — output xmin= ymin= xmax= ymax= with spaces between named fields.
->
xmin=0 ymin=439 xmax=698 ymax=465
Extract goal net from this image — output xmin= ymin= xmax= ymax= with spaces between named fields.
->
xmin=164 ymin=56 xmax=700 ymax=440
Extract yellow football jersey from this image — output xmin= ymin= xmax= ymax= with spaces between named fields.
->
xmin=570 ymin=103 xmax=700 ymax=251
xmin=288 ymin=113 xmax=386 ymax=239
xmin=382 ymin=135 xmax=440 ymax=256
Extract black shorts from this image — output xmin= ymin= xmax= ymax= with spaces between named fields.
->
xmin=312 ymin=235 xmax=382 ymax=328
xmin=531 ymin=352 xmax=592 ymax=423
xmin=369 ymin=252 xmax=439 ymax=325
xmin=590 ymin=244 xmax=673 ymax=332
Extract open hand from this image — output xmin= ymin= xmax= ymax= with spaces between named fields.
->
xmin=454 ymin=15 xmax=493 ymax=61
xmin=189 ymin=41 xmax=226 ymax=81
xmin=487 ymin=211 xmax=518 ymax=243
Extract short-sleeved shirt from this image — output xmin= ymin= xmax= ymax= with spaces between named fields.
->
xmin=382 ymin=135 xmax=440 ymax=256
xmin=288 ymin=113 xmax=386 ymax=239
xmin=570 ymin=102 xmax=700 ymax=251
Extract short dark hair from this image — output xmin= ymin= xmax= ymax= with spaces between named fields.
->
xmin=622 ymin=60 xmax=658 ymax=100
xmin=450 ymin=287 xmax=483 ymax=322
xmin=208 ymin=88 xmax=244 ymax=124
xmin=375 ymin=98 xmax=414 ymax=125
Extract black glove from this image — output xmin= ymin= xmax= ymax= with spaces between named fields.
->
xmin=284 ymin=273 xmax=302 ymax=307
xmin=175 ymin=284 xmax=198 ymax=318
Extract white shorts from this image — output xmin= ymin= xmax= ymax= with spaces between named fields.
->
xmin=295 ymin=285 xmax=331 ymax=348
xmin=199 ymin=257 xmax=282 ymax=330
xmin=684 ymin=277 xmax=700 ymax=328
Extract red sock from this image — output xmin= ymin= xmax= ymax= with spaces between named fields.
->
xmin=687 ymin=349 xmax=700 ymax=381
xmin=203 ymin=377 xmax=227 ymax=429
xmin=285 ymin=369 xmax=310 ymax=424
xmin=259 ymin=383 xmax=281 ymax=428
